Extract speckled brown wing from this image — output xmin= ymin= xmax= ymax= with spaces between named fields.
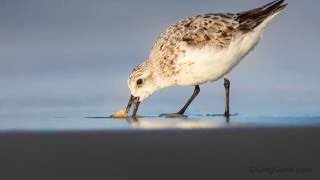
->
xmin=150 ymin=13 xmax=241 ymax=77
xmin=153 ymin=13 xmax=239 ymax=54
xmin=236 ymin=0 xmax=287 ymax=31
xmin=178 ymin=13 xmax=240 ymax=49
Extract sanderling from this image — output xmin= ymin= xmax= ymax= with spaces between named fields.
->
xmin=121 ymin=0 xmax=287 ymax=118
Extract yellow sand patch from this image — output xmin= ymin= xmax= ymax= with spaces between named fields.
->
xmin=111 ymin=109 xmax=129 ymax=118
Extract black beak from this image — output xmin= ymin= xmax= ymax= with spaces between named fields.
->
xmin=125 ymin=95 xmax=134 ymax=114
xmin=132 ymin=96 xmax=140 ymax=117
xmin=125 ymin=95 xmax=140 ymax=117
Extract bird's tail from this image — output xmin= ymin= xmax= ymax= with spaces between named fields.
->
xmin=236 ymin=0 xmax=287 ymax=31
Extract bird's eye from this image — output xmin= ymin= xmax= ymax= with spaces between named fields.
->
xmin=136 ymin=79 xmax=143 ymax=85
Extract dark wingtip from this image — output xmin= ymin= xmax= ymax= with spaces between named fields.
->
xmin=274 ymin=2 xmax=288 ymax=13
xmin=259 ymin=0 xmax=285 ymax=11
xmin=264 ymin=0 xmax=286 ymax=11
xmin=237 ymin=0 xmax=287 ymax=31
xmin=281 ymin=3 xmax=288 ymax=9
xmin=237 ymin=0 xmax=286 ymax=17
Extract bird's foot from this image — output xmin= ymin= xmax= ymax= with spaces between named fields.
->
xmin=159 ymin=113 xmax=187 ymax=118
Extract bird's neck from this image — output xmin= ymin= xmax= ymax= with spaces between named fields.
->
xmin=145 ymin=60 xmax=172 ymax=89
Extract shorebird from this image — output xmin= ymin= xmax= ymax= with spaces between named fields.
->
xmin=122 ymin=0 xmax=287 ymax=118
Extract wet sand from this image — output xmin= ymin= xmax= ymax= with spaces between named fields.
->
xmin=0 ymin=126 xmax=319 ymax=179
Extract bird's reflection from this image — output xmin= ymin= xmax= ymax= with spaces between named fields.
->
xmin=126 ymin=115 xmax=231 ymax=129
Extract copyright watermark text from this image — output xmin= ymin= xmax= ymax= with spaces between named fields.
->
xmin=249 ymin=166 xmax=313 ymax=175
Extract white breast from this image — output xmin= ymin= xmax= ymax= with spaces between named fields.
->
xmin=172 ymin=30 xmax=262 ymax=86
xmin=166 ymin=12 xmax=280 ymax=87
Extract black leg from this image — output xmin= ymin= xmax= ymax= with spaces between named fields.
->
xmin=178 ymin=85 xmax=200 ymax=114
xmin=160 ymin=85 xmax=200 ymax=118
xmin=224 ymin=78 xmax=230 ymax=117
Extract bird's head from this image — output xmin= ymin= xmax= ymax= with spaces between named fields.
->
xmin=125 ymin=63 xmax=161 ymax=117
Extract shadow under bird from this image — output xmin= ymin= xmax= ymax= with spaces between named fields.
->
xmin=114 ymin=0 xmax=287 ymax=118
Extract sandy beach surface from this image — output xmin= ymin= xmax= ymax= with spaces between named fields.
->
xmin=0 ymin=115 xmax=319 ymax=179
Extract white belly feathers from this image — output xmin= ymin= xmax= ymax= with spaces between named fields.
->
xmin=174 ymin=30 xmax=261 ymax=86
